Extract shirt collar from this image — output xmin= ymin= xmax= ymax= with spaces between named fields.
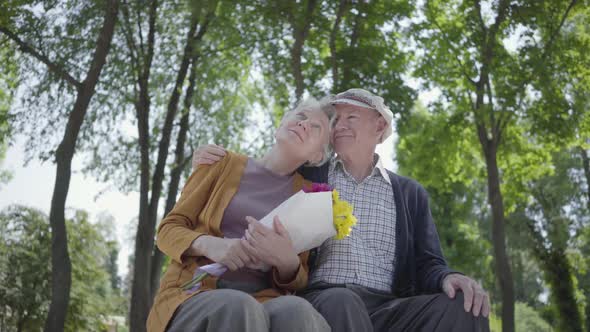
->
xmin=330 ymin=154 xmax=391 ymax=185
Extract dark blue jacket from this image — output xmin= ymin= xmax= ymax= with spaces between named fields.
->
xmin=298 ymin=163 xmax=457 ymax=297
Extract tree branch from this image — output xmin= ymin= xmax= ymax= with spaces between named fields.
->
xmin=135 ymin=0 xmax=145 ymax=58
xmin=579 ymin=146 xmax=590 ymax=212
xmin=485 ymin=75 xmax=502 ymax=143
xmin=120 ymin=0 xmax=140 ymax=81
xmin=143 ymin=0 xmax=157 ymax=80
xmin=509 ymin=0 xmax=577 ymax=127
xmin=330 ymin=0 xmax=348 ymax=92
xmin=428 ymin=14 xmax=476 ymax=85
xmin=0 ymin=27 xmax=82 ymax=89
xmin=543 ymin=0 xmax=577 ymax=58
xmin=473 ymin=0 xmax=488 ymax=33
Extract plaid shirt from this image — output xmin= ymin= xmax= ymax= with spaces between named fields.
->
xmin=309 ymin=155 xmax=396 ymax=291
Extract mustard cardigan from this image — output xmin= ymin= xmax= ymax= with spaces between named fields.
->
xmin=147 ymin=152 xmax=311 ymax=332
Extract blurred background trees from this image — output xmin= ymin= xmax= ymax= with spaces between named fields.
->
xmin=1 ymin=0 xmax=588 ymax=331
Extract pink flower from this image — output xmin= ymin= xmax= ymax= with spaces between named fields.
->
xmin=302 ymin=182 xmax=333 ymax=193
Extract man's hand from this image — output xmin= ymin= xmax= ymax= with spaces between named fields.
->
xmin=442 ymin=273 xmax=490 ymax=318
xmin=192 ymin=144 xmax=226 ymax=171
xmin=192 ymin=236 xmax=254 ymax=271
xmin=242 ymin=216 xmax=300 ymax=282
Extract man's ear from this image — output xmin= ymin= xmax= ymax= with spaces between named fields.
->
xmin=375 ymin=116 xmax=387 ymax=138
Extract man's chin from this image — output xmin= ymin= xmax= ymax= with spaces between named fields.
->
xmin=333 ymin=136 xmax=353 ymax=143
xmin=334 ymin=141 xmax=355 ymax=154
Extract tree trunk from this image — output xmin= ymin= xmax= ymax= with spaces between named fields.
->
xmin=471 ymin=3 xmax=514 ymax=325
xmin=546 ymin=250 xmax=583 ymax=331
xmin=580 ymin=147 xmax=590 ymax=211
xmin=130 ymin=10 xmax=213 ymax=330
xmin=149 ymin=61 xmax=197 ymax=299
xmin=478 ymin=131 xmax=515 ymax=332
xmin=341 ymin=5 xmax=362 ymax=88
xmin=329 ymin=0 xmax=347 ymax=93
xmin=17 ymin=316 xmax=25 ymax=332
xmin=290 ymin=0 xmax=317 ymax=103
xmin=526 ymin=218 xmax=583 ymax=332
xmin=43 ymin=2 xmax=119 ymax=331
xmin=128 ymin=0 xmax=158 ymax=330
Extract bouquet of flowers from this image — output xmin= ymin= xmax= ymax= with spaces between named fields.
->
xmin=181 ymin=183 xmax=357 ymax=292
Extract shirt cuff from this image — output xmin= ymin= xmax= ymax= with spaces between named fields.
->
xmin=165 ymin=230 xmax=205 ymax=264
xmin=272 ymin=261 xmax=307 ymax=291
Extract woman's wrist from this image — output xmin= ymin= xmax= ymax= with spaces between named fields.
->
xmin=185 ymin=235 xmax=214 ymax=257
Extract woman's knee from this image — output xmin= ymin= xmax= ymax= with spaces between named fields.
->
xmin=168 ymin=289 xmax=267 ymax=331
xmin=208 ymin=289 xmax=263 ymax=314
xmin=268 ymin=296 xmax=317 ymax=318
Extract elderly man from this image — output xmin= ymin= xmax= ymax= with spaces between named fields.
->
xmin=193 ymin=88 xmax=490 ymax=331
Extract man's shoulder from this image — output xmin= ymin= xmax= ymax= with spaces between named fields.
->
xmin=386 ymin=171 xmax=426 ymax=193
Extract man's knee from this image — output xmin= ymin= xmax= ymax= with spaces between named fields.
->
xmin=304 ymin=288 xmax=372 ymax=332
xmin=265 ymin=296 xmax=330 ymax=332
xmin=311 ymin=287 xmax=366 ymax=313
xmin=435 ymin=292 xmax=489 ymax=328
xmin=442 ymin=291 xmax=466 ymax=312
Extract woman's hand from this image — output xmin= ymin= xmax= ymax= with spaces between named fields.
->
xmin=192 ymin=235 xmax=255 ymax=271
xmin=242 ymin=216 xmax=300 ymax=282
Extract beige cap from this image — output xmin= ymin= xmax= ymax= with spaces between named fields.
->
xmin=331 ymin=88 xmax=393 ymax=143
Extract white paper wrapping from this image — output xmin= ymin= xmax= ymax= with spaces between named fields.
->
xmin=183 ymin=190 xmax=337 ymax=289
xmin=258 ymin=190 xmax=335 ymax=254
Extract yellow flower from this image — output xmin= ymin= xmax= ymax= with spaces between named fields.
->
xmin=332 ymin=190 xmax=357 ymax=240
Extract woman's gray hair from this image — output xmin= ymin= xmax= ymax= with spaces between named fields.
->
xmin=283 ymin=96 xmax=336 ymax=167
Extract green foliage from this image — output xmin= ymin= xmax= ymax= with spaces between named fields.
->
xmin=512 ymin=148 xmax=589 ymax=331
xmin=489 ymin=303 xmax=554 ymax=332
xmin=396 ymin=103 xmax=484 ymax=192
xmin=0 ymin=206 xmax=51 ymax=331
xmin=76 ymin=0 xmax=262 ymax=194
xmin=3 ymin=0 xmax=589 ymax=329
xmin=396 ymin=104 xmax=495 ymax=295
xmin=0 ymin=144 xmax=12 ymax=189
xmin=0 ymin=40 xmax=17 ymax=188
xmin=2 ymin=0 xmax=119 ymax=163
xmin=489 ymin=312 xmax=502 ymax=332
xmin=324 ymin=0 xmax=416 ymax=114
xmin=515 ymin=302 xmax=553 ymax=332
xmin=0 ymin=205 xmax=126 ymax=331
xmin=411 ymin=1 xmax=588 ymax=328
xmin=0 ymin=43 xmax=16 ymax=143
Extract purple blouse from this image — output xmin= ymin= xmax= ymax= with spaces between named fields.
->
xmin=218 ymin=158 xmax=296 ymax=291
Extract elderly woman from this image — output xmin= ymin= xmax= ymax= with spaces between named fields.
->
xmin=147 ymin=97 xmax=334 ymax=332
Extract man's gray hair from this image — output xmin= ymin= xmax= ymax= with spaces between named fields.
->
xmin=284 ymin=96 xmax=336 ymax=167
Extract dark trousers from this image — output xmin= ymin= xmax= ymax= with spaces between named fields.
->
xmin=301 ymin=283 xmax=490 ymax=332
